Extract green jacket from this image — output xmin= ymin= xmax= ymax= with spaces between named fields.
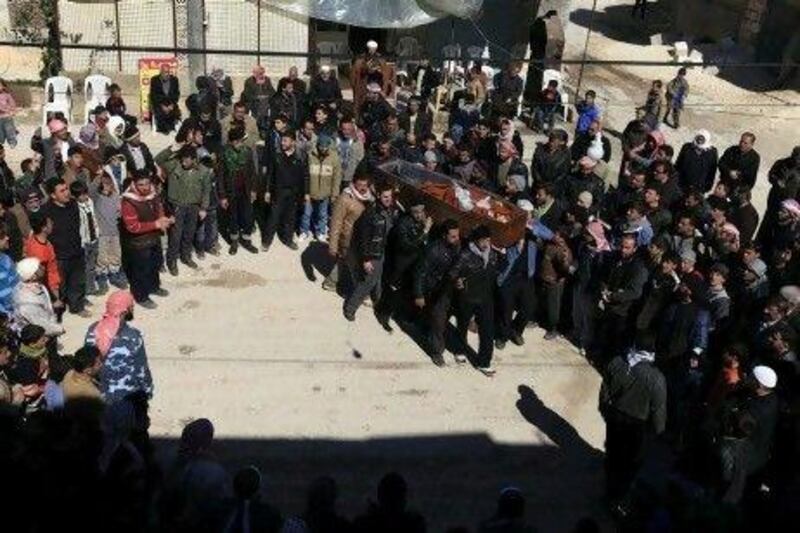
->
xmin=156 ymin=147 xmax=212 ymax=209
xmin=307 ymin=147 xmax=342 ymax=201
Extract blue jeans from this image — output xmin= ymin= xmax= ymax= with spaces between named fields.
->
xmin=0 ymin=117 xmax=17 ymax=147
xmin=300 ymin=198 xmax=330 ymax=236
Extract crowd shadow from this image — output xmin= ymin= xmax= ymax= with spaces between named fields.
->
xmin=569 ymin=2 xmax=671 ymax=47
xmin=300 ymin=241 xmax=335 ymax=282
xmin=147 ymin=387 xmax=607 ymax=531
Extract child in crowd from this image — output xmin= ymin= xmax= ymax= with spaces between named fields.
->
xmin=0 ymin=78 xmax=18 ymax=148
xmin=70 ymin=180 xmax=102 ymax=296
xmin=90 ymin=170 xmax=127 ymax=292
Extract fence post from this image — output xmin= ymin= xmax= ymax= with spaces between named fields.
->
xmin=114 ymin=0 xmax=122 ymax=72
xmin=257 ymin=0 xmax=262 ymax=66
xmin=186 ymin=0 xmax=205 ymax=79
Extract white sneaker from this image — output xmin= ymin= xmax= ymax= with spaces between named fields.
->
xmin=454 ymin=354 xmax=468 ymax=364
xmin=317 ymin=233 xmax=329 ymax=242
xmin=478 ymin=366 xmax=496 ymax=377
xmin=298 ymin=232 xmax=310 ymax=241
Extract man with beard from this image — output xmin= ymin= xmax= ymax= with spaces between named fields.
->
xmin=270 ymin=77 xmax=301 ymax=129
xmin=149 ymin=62 xmax=181 ymax=134
xmin=344 ymin=183 xmax=397 ymax=321
xmin=262 ymin=130 xmax=308 ymax=252
xmin=414 ymin=219 xmax=461 ymax=366
xmin=120 ymin=172 xmax=173 ymax=308
xmin=219 ymin=126 xmax=259 ymax=255
xmin=84 ymin=290 xmax=154 ymax=404
xmin=449 ymin=225 xmax=499 ymax=376
xmin=376 ymin=201 xmax=431 ymax=331
xmin=308 ymin=64 xmax=343 ymax=113
xmin=324 ymin=173 xmax=372 ymax=293
xmin=531 ymin=129 xmax=571 ymax=185
xmin=718 ymin=132 xmax=760 ymax=191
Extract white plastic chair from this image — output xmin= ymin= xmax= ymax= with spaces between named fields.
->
xmin=396 ymin=36 xmax=420 ymax=74
xmin=442 ymin=44 xmax=461 ymax=75
xmin=84 ymin=74 xmax=112 ymax=122
xmin=43 ymin=76 xmax=73 ymax=127
xmin=317 ymin=41 xmax=337 ymax=68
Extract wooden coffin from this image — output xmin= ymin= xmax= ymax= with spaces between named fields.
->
xmin=375 ymin=160 xmax=527 ymax=248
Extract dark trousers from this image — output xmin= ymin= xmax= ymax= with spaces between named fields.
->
xmin=263 ymin=188 xmax=299 ymax=246
xmin=227 ymin=193 xmax=255 ymax=239
xmin=455 ymin=297 xmax=494 ymax=368
xmin=344 ymin=255 xmax=384 ymax=315
xmin=426 ymin=291 xmax=452 ymax=357
xmin=57 ymin=254 xmax=86 ymax=313
xmin=194 ymin=207 xmax=219 ymax=252
xmin=154 ymin=103 xmax=180 ymax=133
xmin=605 ymin=409 xmax=647 ymax=499
xmin=167 ymin=203 xmax=199 ymax=264
xmin=572 ymin=288 xmax=596 ymax=350
xmin=631 ymin=0 xmax=648 ymax=19
xmin=123 ymin=244 xmax=163 ymax=303
xmin=497 ymin=277 xmax=535 ymax=341
xmin=543 ymin=281 xmax=565 ymax=332
xmin=664 ymin=105 xmax=681 ymax=127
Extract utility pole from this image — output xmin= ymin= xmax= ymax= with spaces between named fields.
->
xmin=186 ymin=0 xmax=206 ymax=81
xmin=574 ymin=0 xmax=597 ymax=99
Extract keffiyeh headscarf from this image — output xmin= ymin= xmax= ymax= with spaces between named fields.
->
xmin=94 ymin=290 xmax=135 ymax=358
xmin=694 ymin=129 xmax=713 ymax=150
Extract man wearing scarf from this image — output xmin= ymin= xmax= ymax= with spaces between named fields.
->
xmin=676 ymin=129 xmax=719 ymax=193
xmin=324 ymin=173 xmax=372 ymax=292
xmin=241 ymin=65 xmax=275 ymax=122
xmin=449 ymin=225 xmax=499 ymax=376
xmin=599 ymin=331 xmax=666 ymax=500
xmin=84 ymin=290 xmax=154 ymax=404
xmin=120 ymin=172 xmax=172 ymax=308
xmin=42 ymin=118 xmax=76 ymax=180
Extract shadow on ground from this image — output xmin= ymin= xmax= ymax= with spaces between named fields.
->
xmin=152 ymin=385 xmax=607 ymax=532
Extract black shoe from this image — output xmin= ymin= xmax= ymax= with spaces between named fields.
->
xmin=495 ymin=339 xmax=506 ymax=350
xmin=207 ymin=247 xmax=220 ymax=256
xmin=181 ymin=258 xmax=199 ymax=269
xmin=160 ymin=264 xmax=167 ymax=274
xmin=285 ymin=240 xmax=299 ymax=251
xmin=196 ymin=250 xmax=206 ymax=260
xmin=229 ymin=241 xmax=239 ymax=255
xmin=430 ymin=353 xmax=446 ymax=367
xmin=240 ymin=240 xmax=258 ymax=254
xmin=138 ymin=298 xmax=158 ymax=309
xmin=510 ymin=333 xmax=525 ymax=346
xmin=261 ymin=242 xmax=271 ymax=252
xmin=152 ymin=288 xmax=170 ymax=297
xmin=168 ymin=262 xmax=179 ymax=276
xmin=376 ymin=314 xmax=394 ymax=333
xmin=343 ymin=308 xmax=356 ymax=322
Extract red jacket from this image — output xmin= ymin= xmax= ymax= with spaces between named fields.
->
xmin=24 ymin=235 xmax=60 ymax=295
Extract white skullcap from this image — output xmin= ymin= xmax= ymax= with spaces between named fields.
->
xmin=516 ymin=199 xmax=534 ymax=212
xmin=320 ymin=64 xmax=331 ymax=73
xmin=780 ymin=285 xmax=800 ymax=305
xmin=753 ymin=365 xmax=777 ymax=389
xmin=17 ymin=257 xmax=41 ymax=282
xmin=367 ymin=40 xmax=378 ymax=50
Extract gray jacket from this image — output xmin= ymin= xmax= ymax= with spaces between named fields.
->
xmin=600 ymin=354 xmax=667 ymax=433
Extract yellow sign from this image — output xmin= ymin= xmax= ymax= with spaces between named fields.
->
xmin=138 ymin=57 xmax=178 ymax=121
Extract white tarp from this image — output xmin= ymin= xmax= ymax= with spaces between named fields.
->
xmin=263 ymin=0 xmax=482 ymax=28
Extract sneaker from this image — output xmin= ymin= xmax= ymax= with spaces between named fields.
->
xmin=261 ymin=242 xmax=271 ymax=252
xmin=138 ymin=298 xmax=158 ymax=309
xmin=168 ymin=262 xmax=179 ymax=276
xmin=510 ymin=333 xmax=525 ymax=346
xmin=298 ymin=232 xmax=310 ymax=242
xmin=495 ymin=339 xmax=506 ymax=350
xmin=578 ymin=347 xmax=587 ymax=357
xmin=478 ymin=366 xmax=496 ymax=377
xmin=376 ymin=314 xmax=393 ymax=333
xmin=196 ymin=250 xmax=206 ymax=260
xmin=207 ymin=247 xmax=220 ymax=257
xmin=317 ymin=233 xmax=329 ymax=242
xmin=229 ymin=241 xmax=239 ymax=255
xmin=71 ymin=309 xmax=92 ymax=318
xmin=240 ymin=240 xmax=258 ymax=254
xmin=362 ymin=299 xmax=373 ymax=309
xmin=543 ymin=330 xmax=560 ymax=341
xmin=285 ymin=240 xmax=299 ymax=251
xmin=321 ymin=280 xmax=337 ymax=292
xmin=454 ymin=354 xmax=468 ymax=364
xmin=343 ymin=308 xmax=356 ymax=322
xmin=181 ymin=258 xmax=199 ymax=269
xmin=109 ymin=275 xmax=128 ymax=289
xmin=152 ymin=288 xmax=170 ymax=298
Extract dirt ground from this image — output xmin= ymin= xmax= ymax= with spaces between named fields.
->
xmin=2 ymin=3 xmax=798 ymax=528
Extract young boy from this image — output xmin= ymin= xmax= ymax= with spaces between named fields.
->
xmin=90 ymin=170 xmax=127 ymax=291
xmin=533 ymin=79 xmax=562 ymax=132
xmin=575 ymin=90 xmax=601 ymax=135
xmin=70 ymin=180 xmax=101 ymax=296
xmin=24 ymin=212 xmax=62 ymax=308
xmin=0 ymin=78 xmax=18 ymax=148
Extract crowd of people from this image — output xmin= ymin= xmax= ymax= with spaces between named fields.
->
xmin=0 ymin=49 xmax=799 ymax=531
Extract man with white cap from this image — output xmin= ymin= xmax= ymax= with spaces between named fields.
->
xmin=358 ymin=82 xmax=393 ymax=134
xmin=352 ymin=39 xmax=389 ymax=115
xmin=742 ymin=365 xmax=778 ymax=477
xmin=12 ymin=257 xmax=64 ymax=338
xmin=308 ymin=64 xmax=343 ymax=112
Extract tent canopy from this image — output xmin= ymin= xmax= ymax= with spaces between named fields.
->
xmin=265 ymin=0 xmax=482 ymax=28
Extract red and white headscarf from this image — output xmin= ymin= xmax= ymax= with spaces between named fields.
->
xmin=94 ymin=290 xmax=135 ymax=358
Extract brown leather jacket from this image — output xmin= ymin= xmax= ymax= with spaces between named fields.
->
xmin=328 ymin=187 xmax=369 ymax=257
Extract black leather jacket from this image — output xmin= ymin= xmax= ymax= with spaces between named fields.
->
xmin=449 ymin=246 xmax=498 ymax=304
xmin=413 ymin=239 xmax=460 ymax=299
xmin=353 ymin=203 xmax=397 ymax=261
